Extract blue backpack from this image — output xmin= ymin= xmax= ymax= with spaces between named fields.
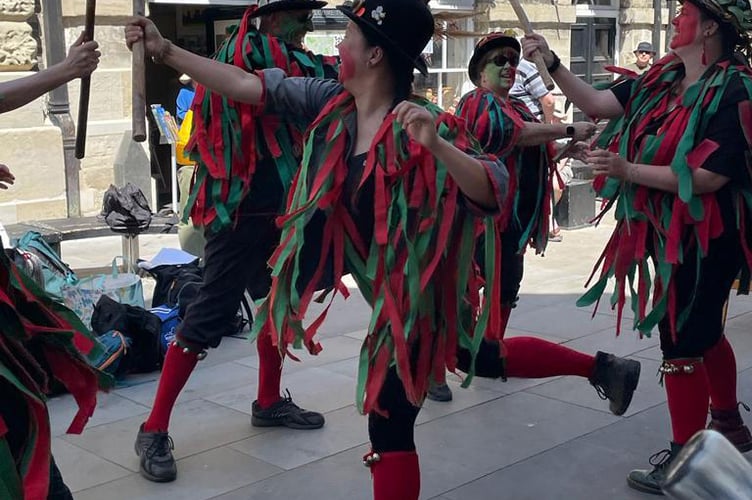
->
xmin=150 ymin=304 xmax=180 ymax=355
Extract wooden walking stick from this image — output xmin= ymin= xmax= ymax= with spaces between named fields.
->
xmin=75 ymin=0 xmax=96 ymax=159
xmin=507 ymin=0 xmax=555 ymax=91
xmin=132 ymin=0 xmax=147 ymax=142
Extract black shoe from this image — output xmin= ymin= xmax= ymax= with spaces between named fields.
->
xmin=627 ymin=443 xmax=682 ymax=495
xmin=251 ymin=390 xmax=325 ymax=429
xmin=426 ymin=381 xmax=453 ymax=402
xmin=589 ymin=351 xmax=641 ymax=416
xmin=135 ymin=423 xmax=177 ymax=482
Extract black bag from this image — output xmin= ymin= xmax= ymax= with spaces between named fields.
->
xmin=101 ymin=183 xmax=152 ymax=235
xmin=91 ymin=295 xmax=163 ymax=373
xmin=147 ymin=262 xmax=203 ymax=318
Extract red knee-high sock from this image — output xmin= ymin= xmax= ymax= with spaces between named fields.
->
xmin=704 ymin=336 xmax=738 ymax=411
xmin=256 ymin=332 xmax=283 ymax=408
xmin=503 ymin=336 xmax=596 ymax=378
xmin=143 ymin=342 xmax=200 ymax=432
xmin=370 ymin=451 xmax=420 ymax=500
xmin=664 ymin=359 xmax=710 ymax=445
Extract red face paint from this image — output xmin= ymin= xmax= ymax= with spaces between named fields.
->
xmin=671 ymin=2 xmax=701 ymax=49
xmin=338 ymin=44 xmax=355 ymax=83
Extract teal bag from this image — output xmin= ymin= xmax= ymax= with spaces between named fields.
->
xmin=91 ymin=330 xmax=131 ymax=377
xmin=14 ymin=231 xmax=78 ymax=301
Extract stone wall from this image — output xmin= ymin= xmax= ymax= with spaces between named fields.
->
xmin=0 ymin=0 xmax=134 ymax=223
xmin=619 ymin=0 xmax=669 ymax=66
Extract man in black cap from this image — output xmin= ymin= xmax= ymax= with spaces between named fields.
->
xmin=627 ymin=41 xmax=656 ymax=74
xmin=131 ymin=0 xmax=339 ymax=484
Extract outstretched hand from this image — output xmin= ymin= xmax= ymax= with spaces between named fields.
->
xmin=64 ymin=32 xmax=100 ymax=79
xmin=125 ymin=16 xmax=166 ymax=58
xmin=393 ymin=101 xmax=439 ymax=151
xmin=0 ymin=164 xmax=15 ymax=189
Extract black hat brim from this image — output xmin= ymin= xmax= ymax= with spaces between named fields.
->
xmin=468 ymin=36 xmax=521 ymax=86
xmin=250 ymin=0 xmax=327 ymax=18
xmin=337 ymin=5 xmax=429 ymax=76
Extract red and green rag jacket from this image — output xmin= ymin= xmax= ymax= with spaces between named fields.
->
xmin=248 ymin=74 xmax=509 ymax=414
xmin=578 ymin=54 xmax=752 ymax=340
xmin=184 ymin=6 xmax=339 ymax=232
xmin=455 ymin=88 xmax=556 ymax=254
xmin=0 ymin=243 xmax=111 ymax=500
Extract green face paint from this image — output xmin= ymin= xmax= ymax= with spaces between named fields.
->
xmin=480 ymin=51 xmax=517 ymax=93
xmin=276 ymin=11 xmax=313 ymax=46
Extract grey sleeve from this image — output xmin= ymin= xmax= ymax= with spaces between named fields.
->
xmin=261 ymin=68 xmax=343 ymax=125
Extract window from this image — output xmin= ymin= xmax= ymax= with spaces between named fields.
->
xmin=569 ymin=16 xmax=617 ymax=121
xmin=413 ymin=19 xmax=475 ymax=112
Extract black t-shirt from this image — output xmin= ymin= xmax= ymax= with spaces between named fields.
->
xmin=610 ymin=71 xmax=749 ymax=229
xmin=610 ymin=73 xmax=748 ymax=182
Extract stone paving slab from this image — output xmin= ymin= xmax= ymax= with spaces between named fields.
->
xmin=44 ymin=224 xmax=752 ymax=499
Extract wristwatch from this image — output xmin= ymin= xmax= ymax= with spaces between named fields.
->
xmin=566 ymin=125 xmax=575 ymax=137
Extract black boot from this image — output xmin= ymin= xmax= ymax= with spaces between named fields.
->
xmin=708 ymin=403 xmax=752 ymax=453
xmin=627 ymin=442 xmax=683 ymax=495
xmin=135 ymin=423 xmax=177 ymax=482
xmin=456 ymin=340 xmax=504 ymax=379
xmin=426 ymin=381 xmax=453 ymax=402
xmin=589 ymin=351 xmax=641 ymax=416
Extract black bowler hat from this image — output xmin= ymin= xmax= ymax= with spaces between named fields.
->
xmin=250 ymin=0 xmax=327 ymax=18
xmin=468 ymin=31 xmax=521 ymax=86
xmin=337 ymin=0 xmax=434 ymax=76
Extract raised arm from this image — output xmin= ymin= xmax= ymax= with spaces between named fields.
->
xmin=0 ymin=33 xmax=99 ymax=114
xmin=522 ymin=34 xmax=624 ymax=120
xmin=125 ymin=16 xmax=263 ymax=105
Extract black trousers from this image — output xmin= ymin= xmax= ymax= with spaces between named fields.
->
xmin=658 ymin=231 xmax=742 ymax=359
xmin=368 ymin=368 xmax=421 ymax=453
xmin=178 ymin=197 xmax=280 ymax=348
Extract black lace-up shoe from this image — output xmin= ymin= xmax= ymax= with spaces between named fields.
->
xmin=135 ymin=423 xmax=177 ymax=482
xmin=251 ymin=390 xmax=325 ymax=430
xmin=627 ymin=443 xmax=682 ymax=495
xmin=589 ymin=351 xmax=641 ymax=416
xmin=426 ymin=381 xmax=453 ymax=402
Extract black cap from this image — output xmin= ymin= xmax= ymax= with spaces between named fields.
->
xmin=337 ymin=0 xmax=434 ymax=76
xmin=250 ymin=0 xmax=327 ymax=18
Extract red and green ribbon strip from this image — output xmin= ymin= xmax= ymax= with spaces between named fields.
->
xmin=252 ymin=92 xmax=505 ymax=414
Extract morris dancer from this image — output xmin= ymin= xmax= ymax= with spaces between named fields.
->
xmin=132 ymin=0 xmax=338 ymax=483
xmin=524 ymin=0 xmax=752 ymax=493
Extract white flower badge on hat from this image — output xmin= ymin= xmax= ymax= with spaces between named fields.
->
xmin=371 ymin=5 xmax=386 ymax=25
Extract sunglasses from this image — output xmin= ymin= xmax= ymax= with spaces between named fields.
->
xmin=487 ymin=54 xmax=519 ymax=68
xmin=637 ymin=51 xmax=653 ymax=55
xmin=297 ymin=11 xmax=314 ymax=23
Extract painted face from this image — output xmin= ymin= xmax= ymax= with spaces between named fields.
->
xmin=480 ymin=46 xmax=519 ymax=94
xmin=275 ymin=9 xmax=314 ymax=48
xmin=337 ymin=22 xmax=368 ymax=84
xmin=670 ymin=2 xmax=702 ymax=49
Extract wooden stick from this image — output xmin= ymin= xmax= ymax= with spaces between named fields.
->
xmin=132 ymin=0 xmax=147 ymax=142
xmin=507 ymin=0 xmax=555 ymax=91
xmin=75 ymin=0 xmax=96 ymax=159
